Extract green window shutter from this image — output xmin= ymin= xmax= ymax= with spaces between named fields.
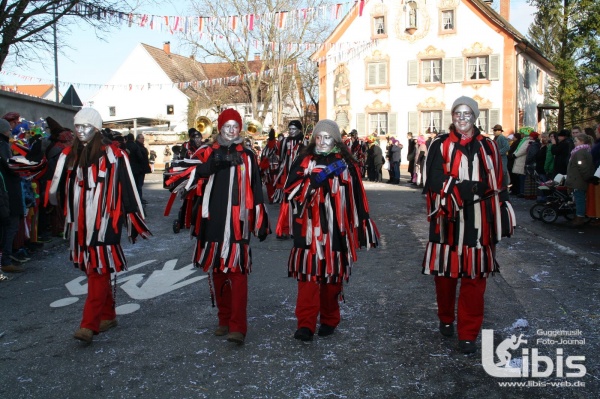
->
xmin=408 ymin=60 xmax=419 ymax=85
xmin=388 ymin=113 xmax=397 ymax=135
xmin=408 ymin=111 xmax=419 ymax=134
xmin=379 ymin=63 xmax=387 ymax=85
xmin=443 ymin=110 xmax=452 ymax=131
xmin=489 ymin=108 xmax=500 ymax=127
xmin=489 ymin=54 xmax=500 ymax=80
xmin=453 ymin=58 xmax=464 ymax=82
xmin=442 ymin=59 xmax=453 ymax=83
xmin=368 ymin=64 xmax=376 ymax=86
xmin=356 ymin=113 xmax=366 ymax=134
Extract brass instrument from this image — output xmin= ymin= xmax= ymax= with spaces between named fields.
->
xmin=196 ymin=116 xmax=214 ymax=138
xmin=243 ymin=119 xmax=263 ymax=136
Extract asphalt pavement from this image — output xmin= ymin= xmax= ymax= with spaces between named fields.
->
xmin=0 ymin=172 xmax=598 ymax=399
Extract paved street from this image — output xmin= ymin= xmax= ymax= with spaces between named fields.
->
xmin=0 ymin=172 xmax=598 ymax=398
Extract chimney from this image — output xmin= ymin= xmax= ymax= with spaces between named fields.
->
xmin=500 ymin=0 xmax=510 ymax=21
xmin=163 ymin=41 xmax=171 ymax=55
xmin=254 ymin=53 xmax=260 ymax=61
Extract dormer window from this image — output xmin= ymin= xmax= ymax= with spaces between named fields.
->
xmin=375 ymin=17 xmax=385 ymax=34
xmin=442 ymin=10 xmax=455 ymax=31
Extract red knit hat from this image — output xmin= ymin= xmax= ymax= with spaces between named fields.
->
xmin=217 ymin=108 xmax=242 ymax=131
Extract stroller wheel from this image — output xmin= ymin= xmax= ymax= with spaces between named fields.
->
xmin=173 ymin=220 xmax=181 ymax=234
xmin=541 ymin=207 xmax=558 ymax=224
xmin=530 ymin=203 xmax=546 ymax=220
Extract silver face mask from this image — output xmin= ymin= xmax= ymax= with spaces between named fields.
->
xmin=288 ymin=126 xmax=302 ymax=137
xmin=74 ymin=124 xmax=97 ymax=143
xmin=314 ymin=131 xmax=335 ymax=153
xmin=452 ymin=105 xmax=476 ymax=135
xmin=220 ymin=120 xmax=241 ymax=141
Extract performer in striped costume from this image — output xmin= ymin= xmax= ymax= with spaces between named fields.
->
xmin=422 ymin=96 xmax=515 ymax=354
xmin=278 ymin=119 xmax=379 ymax=342
xmin=164 ymin=108 xmax=270 ymax=345
xmin=49 ymin=108 xmax=151 ymax=343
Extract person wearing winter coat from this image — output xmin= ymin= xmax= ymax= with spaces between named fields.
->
xmin=511 ymin=133 xmax=534 ymax=197
xmin=277 ymin=119 xmax=379 ymax=342
xmin=422 ymin=96 xmax=515 ymax=354
xmin=386 ymin=138 xmax=402 ymax=184
xmin=49 ymin=108 xmax=151 ymax=343
xmin=492 ymin=125 xmax=510 ymax=188
xmin=0 ymin=118 xmax=25 ymax=274
xmin=565 ymin=133 xmax=595 ymax=226
xmin=551 ymin=129 xmax=574 ymax=176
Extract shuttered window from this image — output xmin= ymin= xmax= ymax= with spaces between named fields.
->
xmin=408 ymin=60 xmax=419 ymax=85
xmin=368 ymin=62 xmax=387 ymax=87
xmin=388 ymin=113 xmax=397 ymax=135
xmin=408 ymin=112 xmax=419 ymax=134
xmin=356 ymin=113 xmax=367 ymax=135
xmin=422 ymin=59 xmax=442 ymax=83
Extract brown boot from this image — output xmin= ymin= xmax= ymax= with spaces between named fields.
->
xmin=226 ymin=331 xmax=245 ymax=345
xmin=73 ymin=328 xmax=94 ymax=343
xmin=570 ymin=216 xmax=586 ymax=227
xmin=214 ymin=325 xmax=229 ymax=336
xmin=99 ymin=319 xmax=118 ymax=333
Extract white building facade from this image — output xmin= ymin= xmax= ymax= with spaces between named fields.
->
xmin=315 ymin=0 xmax=554 ymax=152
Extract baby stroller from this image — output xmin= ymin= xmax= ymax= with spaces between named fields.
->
xmin=529 ymin=174 xmax=576 ymax=223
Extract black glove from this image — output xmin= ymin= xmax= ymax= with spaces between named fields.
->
xmin=212 ymin=151 xmax=230 ymax=170
xmin=457 ymin=180 xmax=488 ymax=202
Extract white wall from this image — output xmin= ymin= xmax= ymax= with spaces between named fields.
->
xmin=89 ymin=44 xmax=189 ymax=133
xmin=322 ymin=0 xmax=550 ymax=157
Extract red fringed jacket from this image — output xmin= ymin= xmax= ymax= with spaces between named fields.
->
xmin=49 ymin=143 xmax=151 ymax=274
xmin=272 ymin=135 xmax=304 ymax=203
xmin=164 ymin=141 xmax=270 ymax=274
xmin=259 ymin=138 xmax=278 ymax=183
xmin=422 ymin=129 xmax=516 ymax=278
xmin=277 ymin=152 xmax=379 ymax=284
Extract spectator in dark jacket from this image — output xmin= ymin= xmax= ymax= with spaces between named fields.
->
xmin=551 ymin=129 xmax=574 ymax=177
xmin=0 ymin=118 xmax=25 ymax=273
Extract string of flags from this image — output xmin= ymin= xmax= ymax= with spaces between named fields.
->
xmin=2 ymin=2 xmax=373 ymax=91
xmin=73 ymin=1 xmax=367 ymax=35
xmin=1 ymin=38 xmax=375 ymax=91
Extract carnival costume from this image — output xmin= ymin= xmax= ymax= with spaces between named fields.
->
xmin=422 ymin=97 xmax=515 ymax=353
xmin=259 ymin=132 xmax=279 ymax=203
xmin=163 ymin=109 xmax=270 ymax=344
xmin=49 ymin=108 xmax=151 ymax=343
xmin=278 ymin=119 xmax=379 ymax=341
xmin=273 ymin=121 xmax=305 ymax=204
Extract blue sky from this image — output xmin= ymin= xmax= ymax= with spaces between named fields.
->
xmin=1 ymin=1 xmax=537 ymax=104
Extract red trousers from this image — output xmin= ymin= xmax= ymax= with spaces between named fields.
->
xmin=81 ymin=271 xmax=116 ymax=333
xmin=265 ymin=181 xmax=275 ymax=204
xmin=295 ymin=281 xmax=342 ymax=333
xmin=213 ymin=271 xmax=248 ymax=335
xmin=435 ymin=276 xmax=487 ymax=340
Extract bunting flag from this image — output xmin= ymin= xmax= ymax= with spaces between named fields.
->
xmin=67 ymin=1 xmax=367 ymax=37
xmin=359 ymin=0 xmax=365 ymax=17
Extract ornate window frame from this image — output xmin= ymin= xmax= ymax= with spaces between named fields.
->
xmin=365 ymin=51 xmax=390 ymax=92
xmin=370 ymin=3 xmax=388 ymax=39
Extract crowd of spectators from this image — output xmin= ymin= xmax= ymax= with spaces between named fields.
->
xmin=0 ymin=112 xmax=153 ymax=282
